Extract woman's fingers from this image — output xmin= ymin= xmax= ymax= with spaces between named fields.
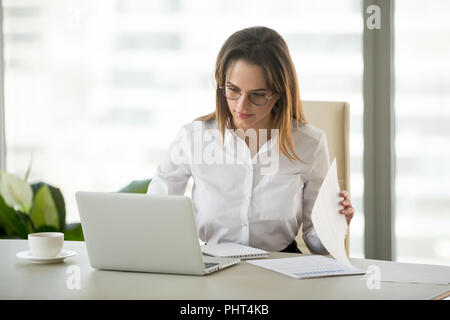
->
xmin=346 ymin=216 xmax=352 ymax=225
xmin=338 ymin=190 xmax=354 ymax=225
xmin=340 ymin=207 xmax=354 ymax=215
xmin=339 ymin=190 xmax=349 ymax=198
xmin=339 ymin=190 xmax=350 ymax=207
xmin=345 ymin=207 xmax=355 ymax=215
xmin=340 ymin=207 xmax=354 ymax=227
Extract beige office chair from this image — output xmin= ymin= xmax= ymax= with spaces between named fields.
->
xmin=294 ymin=101 xmax=351 ymax=257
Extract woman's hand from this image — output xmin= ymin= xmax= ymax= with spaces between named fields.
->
xmin=339 ymin=190 xmax=354 ymax=226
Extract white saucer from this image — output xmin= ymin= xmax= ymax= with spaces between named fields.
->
xmin=16 ymin=249 xmax=77 ymax=263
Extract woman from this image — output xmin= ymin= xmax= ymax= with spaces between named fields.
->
xmin=147 ymin=26 xmax=354 ymax=254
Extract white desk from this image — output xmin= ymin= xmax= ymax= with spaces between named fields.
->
xmin=1 ymin=240 xmax=449 ymax=300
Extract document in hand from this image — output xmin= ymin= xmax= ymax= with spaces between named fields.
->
xmin=201 ymin=242 xmax=269 ymax=259
xmin=311 ymin=158 xmax=358 ymax=269
xmin=247 ymin=158 xmax=365 ymax=279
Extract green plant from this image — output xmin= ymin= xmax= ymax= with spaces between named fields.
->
xmin=0 ymin=168 xmax=152 ymax=241
xmin=118 ymin=179 xmax=151 ymax=194
xmin=0 ymin=170 xmax=84 ymax=241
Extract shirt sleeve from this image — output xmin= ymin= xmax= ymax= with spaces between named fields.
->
xmin=146 ymin=124 xmax=192 ymax=195
xmin=301 ymin=132 xmax=331 ymax=255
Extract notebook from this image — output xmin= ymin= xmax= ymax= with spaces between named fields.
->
xmin=201 ymin=242 xmax=269 ymax=260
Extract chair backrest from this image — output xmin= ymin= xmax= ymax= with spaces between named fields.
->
xmin=294 ymin=101 xmax=351 ymax=256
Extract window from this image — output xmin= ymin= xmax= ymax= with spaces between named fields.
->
xmin=395 ymin=0 xmax=450 ymax=265
xmin=3 ymin=0 xmax=364 ymax=257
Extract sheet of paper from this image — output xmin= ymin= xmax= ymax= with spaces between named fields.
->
xmin=311 ymin=158 xmax=355 ymax=269
xmin=247 ymin=255 xmax=365 ymax=279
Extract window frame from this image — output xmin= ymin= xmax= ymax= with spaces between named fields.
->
xmin=363 ymin=0 xmax=396 ymax=261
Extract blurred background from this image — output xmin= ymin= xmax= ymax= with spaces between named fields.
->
xmin=2 ymin=0 xmax=449 ymax=265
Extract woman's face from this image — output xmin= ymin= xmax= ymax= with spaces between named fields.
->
xmin=225 ymin=59 xmax=278 ymax=131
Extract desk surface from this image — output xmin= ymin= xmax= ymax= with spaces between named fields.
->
xmin=1 ymin=240 xmax=449 ymax=300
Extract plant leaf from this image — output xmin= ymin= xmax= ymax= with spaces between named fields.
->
xmin=24 ymin=156 xmax=33 ymax=183
xmin=0 ymin=171 xmax=33 ymax=213
xmin=35 ymin=225 xmax=59 ymax=233
xmin=0 ymin=195 xmax=29 ymax=238
xmin=64 ymin=223 xmax=84 ymax=241
xmin=118 ymin=179 xmax=152 ymax=194
xmin=15 ymin=210 xmax=35 ymax=234
xmin=29 ymin=185 xmax=59 ymax=230
xmin=31 ymin=182 xmax=66 ymax=231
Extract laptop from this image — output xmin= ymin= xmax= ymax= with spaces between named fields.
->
xmin=75 ymin=191 xmax=240 ymax=275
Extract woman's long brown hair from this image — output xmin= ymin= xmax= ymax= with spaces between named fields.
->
xmin=196 ymin=26 xmax=307 ymax=161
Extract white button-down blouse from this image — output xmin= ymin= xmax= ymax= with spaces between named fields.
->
xmin=147 ymin=118 xmax=330 ymax=254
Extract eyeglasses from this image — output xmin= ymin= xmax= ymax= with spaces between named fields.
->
xmin=219 ymin=85 xmax=275 ymax=106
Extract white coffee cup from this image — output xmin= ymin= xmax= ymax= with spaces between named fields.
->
xmin=28 ymin=232 xmax=64 ymax=258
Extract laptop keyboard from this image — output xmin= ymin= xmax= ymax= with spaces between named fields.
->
xmin=204 ymin=262 xmax=219 ymax=269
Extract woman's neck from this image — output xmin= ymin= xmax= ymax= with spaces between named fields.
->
xmin=231 ymin=112 xmax=274 ymax=132
xmin=232 ymin=113 xmax=274 ymax=156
